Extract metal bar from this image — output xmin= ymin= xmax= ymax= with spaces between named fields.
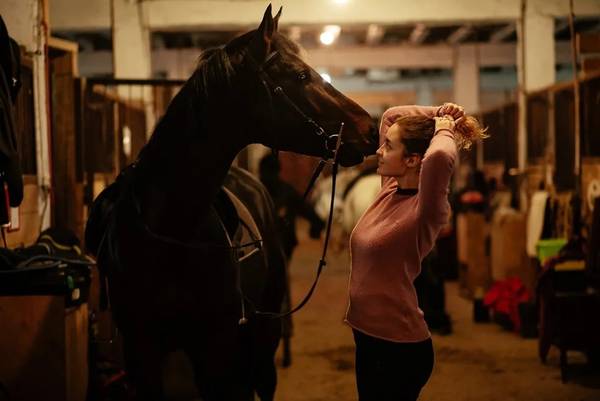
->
xmin=88 ymin=77 xmax=186 ymax=86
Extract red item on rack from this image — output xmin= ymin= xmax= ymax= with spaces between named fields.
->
xmin=484 ymin=277 xmax=532 ymax=332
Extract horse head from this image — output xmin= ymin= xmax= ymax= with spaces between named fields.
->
xmin=223 ymin=5 xmax=379 ymax=167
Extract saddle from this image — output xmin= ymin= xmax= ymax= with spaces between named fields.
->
xmin=215 ymin=186 xmax=263 ymax=264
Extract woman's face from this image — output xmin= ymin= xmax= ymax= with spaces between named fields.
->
xmin=376 ymin=123 xmax=411 ymax=177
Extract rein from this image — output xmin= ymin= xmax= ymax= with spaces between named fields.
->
xmin=253 ymin=123 xmax=344 ymax=321
xmin=240 ymin=49 xmax=347 ymax=320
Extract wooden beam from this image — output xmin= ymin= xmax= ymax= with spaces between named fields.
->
xmin=409 ymin=24 xmax=429 ymax=45
xmin=48 ymin=36 xmax=79 ymax=76
xmin=489 ymin=23 xmax=516 ymax=43
xmin=448 ymin=25 xmax=473 ymax=45
xmin=345 ymin=90 xmax=417 ymax=110
xmin=305 ymin=42 xmax=572 ymax=69
xmin=74 ymin=42 xmax=571 ymax=78
xmin=365 ymin=24 xmax=385 ymax=46
xmin=48 ymin=36 xmax=79 ymax=54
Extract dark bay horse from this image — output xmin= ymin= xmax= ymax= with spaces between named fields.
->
xmin=85 ymin=5 xmax=378 ymax=400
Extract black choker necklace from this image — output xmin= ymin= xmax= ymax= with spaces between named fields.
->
xmin=396 ymin=187 xmax=418 ymax=195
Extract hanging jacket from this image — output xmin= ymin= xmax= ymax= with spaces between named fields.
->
xmin=0 ymin=15 xmax=24 ymax=207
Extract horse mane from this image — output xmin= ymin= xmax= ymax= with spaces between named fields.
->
xmin=135 ymin=46 xmax=235 ymax=164
xmin=190 ymin=46 xmax=235 ymax=101
xmin=270 ymin=33 xmax=302 ymax=60
xmin=137 ymin=31 xmax=303 ymax=167
xmin=189 ymin=31 xmax=302 ymax=100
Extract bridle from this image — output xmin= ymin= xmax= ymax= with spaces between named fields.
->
xmin=251 ymin=125 xmax=343 ymax=322
xmin=245 ymin=50 xmax=342 ymax=159
xmin=241 ymin=49 xmax=346 ymax=321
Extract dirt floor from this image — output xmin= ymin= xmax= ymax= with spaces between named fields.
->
xmin=163 ymin=224 xmax=600 ymax=401
xmin=273 ymin=227 xmax=600 ymax=401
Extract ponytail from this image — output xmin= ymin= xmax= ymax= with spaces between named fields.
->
xmin=453 ymin=115 xmax=488 ymax=151
xmin=392 ymin=114 xmax=488 ymax=155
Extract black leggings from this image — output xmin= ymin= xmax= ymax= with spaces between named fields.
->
xmin=353 ymin=329 xmax=434 ymax=401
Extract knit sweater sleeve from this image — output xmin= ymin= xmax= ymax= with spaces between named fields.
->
xmin=417 ymin=129 xmax=457 ymax=225
xmin=379 ymin=105 xmax=440 ymax=187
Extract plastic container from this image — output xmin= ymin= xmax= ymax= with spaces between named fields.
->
xmin=536 ymin=238 xmax=567 ymax=265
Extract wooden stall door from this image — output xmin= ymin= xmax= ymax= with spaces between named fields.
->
xmin=50 ymin=50 xmax=85 ymax=240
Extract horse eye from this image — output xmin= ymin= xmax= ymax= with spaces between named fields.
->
xmin=297 ymin=71 xmax=309 ymax=81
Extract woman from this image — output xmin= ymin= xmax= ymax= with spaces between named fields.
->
xmin=345 ymin=103 xmax=486 ymax=401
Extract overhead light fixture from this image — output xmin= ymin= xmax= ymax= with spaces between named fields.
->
xmin=333 ymin=0 xmax=349 ymax=4
xmin=319 ymin=25 xmax=341 ymax=46
xmin=320 ymin=31 xmax=335 ymax=45
xmin=325 ymin=25 xmax=341 ymax=35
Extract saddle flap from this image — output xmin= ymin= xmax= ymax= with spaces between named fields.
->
xmin=220 ymin=187 xmax=262 ymax=262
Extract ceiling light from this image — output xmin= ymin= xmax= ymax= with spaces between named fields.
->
xmin=325 ymin=25 xmax=341 ymax=35
xmin=320 ymin=31 xmax=335 ymax=45
xmin=333 ymin=0 xmax=349 ymax=4
xmin=320 ymin=25 xmax=341 ymax=46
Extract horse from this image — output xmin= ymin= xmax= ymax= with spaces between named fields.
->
xmin=341 ymin=170 xmax=380 ymax=236
xmin=84 ymin=6 xmax=378 ymax=400
xmin=311 ymin=167 xmax=360 ymax=224
xmin=310 ymin=164 xmax=380 ymax=252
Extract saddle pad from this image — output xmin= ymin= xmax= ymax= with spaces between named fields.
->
xmin=221 ymin=187 xmax=262 ymax=261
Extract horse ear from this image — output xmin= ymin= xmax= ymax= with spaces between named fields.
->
xmin=273 ymin=7 xmax=282 ymax=31
xmin=253 ymin=4 xmax=275 ymax=60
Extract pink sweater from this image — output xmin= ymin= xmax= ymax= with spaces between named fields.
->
xmin=345 ymin=105 xmax=458 ymax=343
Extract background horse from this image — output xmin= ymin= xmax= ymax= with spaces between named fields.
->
xmin=341 ymin=170 xmax=380 ymax=236
xmin=310 ymin=164 xmax=379 ymax=252
xmin=85 ymin=6 xmax=378 ymax=401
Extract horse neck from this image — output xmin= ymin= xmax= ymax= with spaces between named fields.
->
xmin=136 ymin=85 xmax=247 ymax=232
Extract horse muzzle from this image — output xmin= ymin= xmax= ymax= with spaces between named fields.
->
xmin=337 ymin=144 xmax=366 ymax=167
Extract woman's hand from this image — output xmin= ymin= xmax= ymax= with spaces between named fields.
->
xmin=434 ymin=115 xmax=455 ymax=133
xmin=437 ymin=103 xmax=464 ymax=120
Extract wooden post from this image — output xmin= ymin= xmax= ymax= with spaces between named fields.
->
xmin=48 ymin=39 xmax=85 ymax=240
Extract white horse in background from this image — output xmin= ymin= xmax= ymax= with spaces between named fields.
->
xmin=311 ymin=168 xmax=360 ymax=223
xmin=341 ymin=173 xmax=380 ymax=235
xmin=310 ymin=167 xmax=381 ymax=252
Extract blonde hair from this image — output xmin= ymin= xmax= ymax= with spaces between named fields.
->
xmin=391 ymin=114 xmax=487 ymax=154
xmin=454 ymin=115 xmax=488 ymax=150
